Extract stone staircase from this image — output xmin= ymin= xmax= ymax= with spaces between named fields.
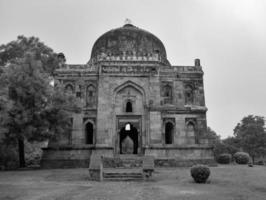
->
xmin=102 ymin=155 xmax=144 ymax=181
xmin=103 ymin=168 xmax=143 ymax=181
xmin=102 ymin=155 xmax=143 ymax=168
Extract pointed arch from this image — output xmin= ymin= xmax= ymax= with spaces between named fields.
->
xmin=184 ymin=84 xmax=194 ymax=104
xmin=114 ymin=80 xmax=146 ymax=100
xmin=126 ymin=100 xmax=133 ymax=112
xmin=84 ymin=119 xmax=95 ymax=145
xmin=86 ymin=84 xmax=96 ymax=106
xmin=64 ymin=84 xmax=74 ymax=94
xmin=165 ymin=121 xmax=174 ymax=144
xmin=186 ymin=120 xmax=198 ymax=144
xmin=163 ymin=84 xmax=172 ymax=97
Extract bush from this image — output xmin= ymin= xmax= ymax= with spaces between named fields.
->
xmin=233 ymin=152 xmax=250 ymax=164
xmin=248 ymin=162 xmax=253 ymax=167
xmin=190 ymin=164 xmax=210 ymax=183
xmin=25 ymin=141 xmax=47 ymax=166
xmin=217 ymin=153 xmax=231 ymax=164
xmin=0 ymin=143 xmax=19 ymax=170
xmin=255 ymin=160 xmax=264 ymax=165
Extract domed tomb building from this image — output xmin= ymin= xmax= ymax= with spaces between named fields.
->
xmin=41 ymin=23 xmax=214 ymax=168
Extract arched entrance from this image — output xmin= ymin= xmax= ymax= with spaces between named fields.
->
xmin=165 ymin=122 xmax=174 ymax=144
xmin=119 ymin=123 xmax=138 ymax=154
xmin=85 ymin=122 xmax=94 ymax=144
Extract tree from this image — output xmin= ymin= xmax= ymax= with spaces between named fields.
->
xmin=233 ymin=115 xmax=266 ymax=163
xmin=205 ymin=127 xmax=239 ymax=159
xmin=0 ymin=36 xmax=77 ymax=168
xmin=206 ymin=127 xmax=221 ymax=144
xmin=0 ymin=35 xmax=59 ymax=75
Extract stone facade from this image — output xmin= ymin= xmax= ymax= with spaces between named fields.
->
xmin=41 ymin=23 xmax=214 ymax=168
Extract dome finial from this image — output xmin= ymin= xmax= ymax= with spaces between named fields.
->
xmin=124 ymin=18 xmax=132 ymax=25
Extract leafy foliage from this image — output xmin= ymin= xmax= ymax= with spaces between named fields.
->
xmin=211 ymin=115 xmax=266 ymax=164
xmin=190 ymin=164 xmax=210 ymax=183
xmin=0 ymin=36 xmax=78 ymax=167
xmin=217 ymin=153 xmax=231 ymax=164
xmin=233 ymin=152 xmax=250 ymax=164
xmin=233 ymin=115 xmax=266 ymax=163
xmin=0 ymin=143 xmax=18 ymax=170
xmin=0 ymin=36 xmax=59 ymax=75
xmin=0 ymin=57 xmax=78 ymax=140
xmin=206 ymin=127 xmax=221 ymax=144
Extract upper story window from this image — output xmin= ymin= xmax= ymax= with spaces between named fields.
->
xmin=126 ymin=101 xmax=133 ymax=112
xmin=65 ymin=84 xmax=74 ymax=95
xmin=162 ymin=85 xmax=172 ymax=97
xmin=76 ymin=85 xmax=82 ymax=98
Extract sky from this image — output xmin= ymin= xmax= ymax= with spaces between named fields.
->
xmin=0 ymin=0 xmax=266 ymax=138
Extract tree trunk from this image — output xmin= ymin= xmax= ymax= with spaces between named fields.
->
xmin=18 ymin=139 xmax=25 ymax=168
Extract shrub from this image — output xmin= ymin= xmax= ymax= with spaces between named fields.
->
xmin=190 ymin=164 xmax=210 ymax=183
xmin=25 ymin=141 xmax=47 ymax=166
xmin=248 ymin=162 xmax=253 ymax=167
xmin=217 ymin=153 xmax=231 ymax=164
xmin=255 ymin=160 xmax=264 ymax=165
xmin=233 ymin=152 xmax=250 ymax=164
xmin=0 ymin=143 xmax=19 ymax=170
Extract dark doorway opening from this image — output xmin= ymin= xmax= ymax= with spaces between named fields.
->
xmin=119 ymin=123 xmax=138 ymax=154
xmin=165 ymin=122 xmax=174 ymax=144
xmin=85 ymin=122 xmax=93 ymax=144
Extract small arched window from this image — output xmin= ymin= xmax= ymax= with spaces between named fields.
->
xmin=163 ymin=85 xmax=172 ymax=97
xmin=65 ymin=84 xmax=74 ymax=94
xmin=126 ymin=101 xmax=133 ymax=112
xmin=165 ymin=122 xmax=174 ymax=144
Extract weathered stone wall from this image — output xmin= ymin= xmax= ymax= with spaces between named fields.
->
xmin=41 ymin=61 xmax=212 ymax=168
xmin=41 ymin=147 xmax=92 ymax=168
xmin=144 ymin=146 xmax=213 ymax=159
xmin=96 ymin=74 xmax=152 ymax=148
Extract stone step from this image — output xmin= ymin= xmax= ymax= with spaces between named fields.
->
xmin=104 ymin=172 xmax=143 ymax=177
xmin=103 ymin=168 xmax=143 ymax=181
xmin=102 ymin=156 xmax=143 ymax=168
xmin=103 ymin=173 xmax=143 ymax=181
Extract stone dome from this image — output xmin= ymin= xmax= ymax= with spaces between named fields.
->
xmin=90 ymin=24 xmax=169 ymax=64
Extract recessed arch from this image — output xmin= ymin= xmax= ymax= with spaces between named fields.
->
xmin=84 ymin=119 xmax=95 ymax=145
xmin=119 ymin=123 xmax=138 ymax=154
xmin=163 ymin=84 xmax=172 ymax=97
xmin=126 ymin=100 xmax=133 ymax=112
xmin=114 ymin=80 xmax=146 ymax=100
xmin=64 ymin=84 xmax=74 ymax=94
xmin=86 ymin=84 xmax=96 ymax=106
xmin=186 ymin=121 xmax=198 ymax=144
xmin=185 ymin=84 xmax=194 ymax=104
xmin=165 ymin=121 xmax=174 ymax=144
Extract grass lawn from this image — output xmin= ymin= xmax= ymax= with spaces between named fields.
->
xmin=0 ymin=165 xmax=265 ymax=200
